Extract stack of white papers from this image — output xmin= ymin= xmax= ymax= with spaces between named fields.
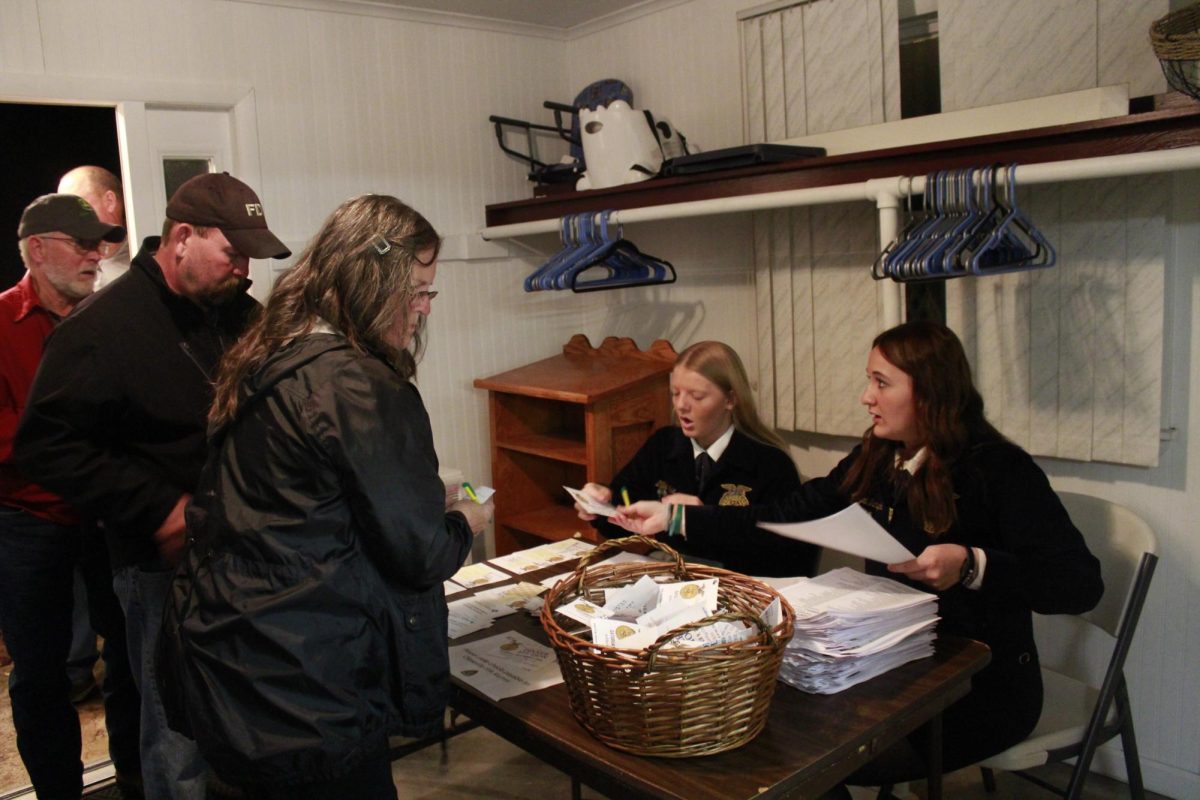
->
xmin=447 ymin=581 xmax=546 ymax=639
xmin=777 ymin=567 xmax=938 ymax=695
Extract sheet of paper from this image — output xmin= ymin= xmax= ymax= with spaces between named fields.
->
xmin=444 ymin=580 xmax=469 ymax=597
xmin=449 ymin=632 xmax=563 ymax=701
xmin=450 ymin=561 xmax=511 ymax=589
xmin=490 ymin=538 xmax=596 ymax=575
xmin=758 ymin=503 xmax=915 ymax=565
xmin=468 ymin=484 xmax=496 ymax=504
xmin=564 ymin=485 xmax=617 ymax=517
xmin=447 ymin=596 xmax=499 ymax=639
xmin=472 ymin=581 xmax=546 ymax=615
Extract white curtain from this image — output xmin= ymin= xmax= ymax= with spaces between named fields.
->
xmin=742 ymin=0 xmax=1167 ymax=466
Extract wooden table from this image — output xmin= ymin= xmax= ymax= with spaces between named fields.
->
xmin=448 ymin=563 xmax=991 ymax=800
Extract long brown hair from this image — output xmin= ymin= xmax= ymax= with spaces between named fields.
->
xmin=209 ymin=194 xmax=440 ymax=428
xmin=839 ymin=321 xmax=1004 ymax=535
xmin=675 ymin=341 xmax=787 ymax=450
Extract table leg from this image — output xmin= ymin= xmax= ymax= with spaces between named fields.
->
xmin=925 ymin=712 xmax=943 ymax=800
xmin=571 ymin=776 xmax=582 ymax=800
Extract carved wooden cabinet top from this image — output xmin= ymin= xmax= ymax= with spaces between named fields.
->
xmin=474 ymin=335 xmax=677 ymax=403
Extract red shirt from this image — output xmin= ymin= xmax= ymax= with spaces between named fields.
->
xmin=0 ymin=273 xmax=78 ymax=524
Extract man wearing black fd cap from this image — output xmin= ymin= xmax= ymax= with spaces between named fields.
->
xmin=15 ymin=173 xmax=290 ymax=800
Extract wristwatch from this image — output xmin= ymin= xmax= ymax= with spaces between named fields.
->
xmin=958 ymin=545 xmax=977 ymax=587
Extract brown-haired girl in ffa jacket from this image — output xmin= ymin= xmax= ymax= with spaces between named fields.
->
xmin=612 ymin=322 xmax=1103 ymax=794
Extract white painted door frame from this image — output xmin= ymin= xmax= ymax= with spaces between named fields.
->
xmin=0 ymin=72 xmax=263 ymax=247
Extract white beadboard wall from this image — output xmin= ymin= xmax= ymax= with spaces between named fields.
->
xmin=1 ymin=0 xmax=1197 ymax=797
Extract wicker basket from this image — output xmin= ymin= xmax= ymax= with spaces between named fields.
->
xmin=540 ymin=535 xmax=795 ymax=758
xmin=1151 ymin=4 xmax=1200 ymax=101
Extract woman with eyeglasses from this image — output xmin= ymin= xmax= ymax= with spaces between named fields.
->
xmin=157 ymin=195 xmax=493 ymax=800
xmin=613 ymin=321 xmax=1102 ymax=796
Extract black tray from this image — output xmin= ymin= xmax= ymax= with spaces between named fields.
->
xmin=662 ymin=144 xmax=826 ymax=177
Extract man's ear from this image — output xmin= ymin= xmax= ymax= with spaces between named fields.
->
xmin=169 ymin=223 xmax=194 ymax=257
xmin=102 ymin=189 xmax=120 ymax=217
xmin=25 ymin=235 xmax=46 ymax=265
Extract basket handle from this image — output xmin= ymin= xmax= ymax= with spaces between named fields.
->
xmin=574 ymin=535 xmax=688 ymax=594
xmin=643 ymin=611 xmax=784 ymax=670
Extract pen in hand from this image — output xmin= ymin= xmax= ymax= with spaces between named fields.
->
xmin=462 ymin=481 xmax=480 ymax=503
xmin=621 ymin=487 xmax=632 ymax=507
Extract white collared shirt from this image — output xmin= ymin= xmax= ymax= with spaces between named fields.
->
xmin=691 ymin=424 xmax=734 ymax=463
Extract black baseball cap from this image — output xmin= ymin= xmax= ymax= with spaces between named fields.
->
xmin=19 ymin=193 xmax=126 ymax=242
xmin=166 ymin=172 xmax=290 ymax=259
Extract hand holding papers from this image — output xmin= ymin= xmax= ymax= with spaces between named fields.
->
xmin=758 ymin=503 xmax=915 ymax=565
xmin=565 ymin=485 xmax=617 ymax=517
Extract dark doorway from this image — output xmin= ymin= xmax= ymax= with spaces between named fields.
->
xmin=2 ymin=103 xmax=121 ymax=290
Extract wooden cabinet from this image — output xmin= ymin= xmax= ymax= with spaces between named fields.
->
xmin=474 ymin=335 xmax=676 ymax=555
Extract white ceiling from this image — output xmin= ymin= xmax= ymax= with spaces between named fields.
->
xmin=351 ymin=0 xmax=653 ymax=30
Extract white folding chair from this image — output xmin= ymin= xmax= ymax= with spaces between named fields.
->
xmin=977 ymin=491 xmax=1158 ymax=799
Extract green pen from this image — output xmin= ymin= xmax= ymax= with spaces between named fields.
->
xmin=462 ymin=482 xmax=480 ymax=503
xmin=620 ymin=487 xmax=631 ymax=507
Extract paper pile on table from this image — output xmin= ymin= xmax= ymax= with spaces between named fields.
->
xmin=448 ymin=581 xmax=546 ymax=639
xmin=777 ymin=567 xmax=937 ymax=695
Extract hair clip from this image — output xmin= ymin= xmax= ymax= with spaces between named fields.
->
xmin=372 ymin=235 xmax=392 ymax=255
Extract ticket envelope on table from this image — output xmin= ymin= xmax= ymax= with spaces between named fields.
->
xmin=564 ymin=485 xmax=617 ymax=517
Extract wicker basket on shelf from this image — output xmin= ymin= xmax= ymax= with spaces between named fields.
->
xmin=540 ymin=535 xmax=795 ymax=758
xmin=1151 ymin=4 xmax=1200 ymax=101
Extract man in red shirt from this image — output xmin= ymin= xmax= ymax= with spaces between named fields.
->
xmin=0 ymin=194 xmax=142 ymax=798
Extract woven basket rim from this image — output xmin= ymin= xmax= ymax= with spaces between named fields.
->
xmin=1152 ymin=5 xmax=1200 ymax=60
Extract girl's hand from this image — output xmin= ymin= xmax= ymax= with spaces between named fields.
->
xmin=573 ymin=482 xmax=612 ymax=521
xmin=887 ymin=544 xmax=970 ymax=591
xmin=660 ymin=493 xmax=701 ymax=506
xmin=612 ymin=500 xmax=670 ymax=535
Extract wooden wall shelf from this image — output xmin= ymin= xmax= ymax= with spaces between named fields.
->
xmin=475 ymin=335 xmax=676 ymax=554
xmin=485 ymin=105 xmax=1200 ymax=227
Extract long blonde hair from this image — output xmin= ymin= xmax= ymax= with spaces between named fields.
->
xmin=209 ymin=194 xmax=439 ymax=428
xmin=674 ymin=341 xmax=786 ymax=450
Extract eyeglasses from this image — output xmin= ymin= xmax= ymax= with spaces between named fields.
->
xmin=37 ymin=235 xmax=104 ymax=254
xmin=412 ymin=289 xmax=439 ymax=303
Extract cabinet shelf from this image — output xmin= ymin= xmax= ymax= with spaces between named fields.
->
xmin=497 ymin=433 xmax=588 ymax=465
xmin=501 ymin=504 xmax=598 ymax=545
xmin=485 ymin=105 xmax=1200 ymax=227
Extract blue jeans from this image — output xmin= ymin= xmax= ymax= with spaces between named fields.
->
xmin=113 ymin=565 xmax=208 ymax=800
xmin=0 ymin=506 xmax=140 ymax=799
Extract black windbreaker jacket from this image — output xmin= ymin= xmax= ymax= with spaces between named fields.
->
xmin=159 ymin=331 xmax=472 ymax=786
xmin=15 ymin=238 xmax=258 ymax=568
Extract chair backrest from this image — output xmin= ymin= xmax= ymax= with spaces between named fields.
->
xmin=1057 ymin=491 xmax=1158 ymax=639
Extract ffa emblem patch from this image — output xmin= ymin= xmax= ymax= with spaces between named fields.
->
xmin=718 ymin=484 xmax=752 ymax=506
xmin=655 ymin=480 xmax=675 ymax=498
